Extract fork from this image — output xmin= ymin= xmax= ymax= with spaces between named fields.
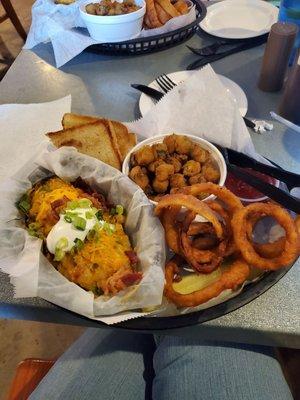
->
xmin=155 ymin=74 xmax=177 ymax=93
xmin=155 ymin=74 xmax=256 ymax=130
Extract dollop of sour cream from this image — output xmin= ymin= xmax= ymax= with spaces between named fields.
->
xmin=47 ymin=207 xmax=97 ymax=255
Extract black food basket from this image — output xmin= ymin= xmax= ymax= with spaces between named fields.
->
xmin=87 ymin=0 xmax=206 ymax=56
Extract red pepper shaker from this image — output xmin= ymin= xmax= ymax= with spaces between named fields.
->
xmin=258 ymin=22 xmax=298 ymax=92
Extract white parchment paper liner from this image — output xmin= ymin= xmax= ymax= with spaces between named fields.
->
xmin=24 ymin=0 xmax=196 ymax=67
xmin=0 ymin=146 xmax=166 ymax=324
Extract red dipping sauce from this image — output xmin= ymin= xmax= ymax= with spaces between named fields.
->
xmin=225 ymin=168 xmax=277 ymax=201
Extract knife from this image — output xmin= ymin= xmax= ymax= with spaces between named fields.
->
xmin=216 ymin=146 xmax=300 ymax=191
xmin=131 ymin=83 xmax=256 ymax=129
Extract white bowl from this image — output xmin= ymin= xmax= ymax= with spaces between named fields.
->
xmin=80 ymin=0 xmax=146 ymax=42
xmin=122 ymin=134 xmax=227 ymax=205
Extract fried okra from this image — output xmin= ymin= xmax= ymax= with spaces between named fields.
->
xmin=163 ymin=134 xmax=177 ymax=153
xmin=174 ymin=135 xmax=192 ymax=155
xmin=134 ymin=145 xmax=155 ymax=165
xmin=170 ymin=174 xmax=187 ymax=189
xmin=190 ymin=144 xmax=209 ymax=164
xmin=128 ymin=134 xmax=220 ymax=201
xmin=148 ymin=159 xmax=165 ymax=173
xmin=155 ymin=163 xmax=174 ymax=181
xmin=129 ymin=166 xmax=149 ymax=190
xmin=165 ymin=155 xmax=182 ymax=173
xmin=202 ymin=162 xmax=220 ymax=183
xmin=152 ymin=143 xmax=168 ymax=159
xmin=153 ymin=178 xmax=169 ymax=193
xmin=189 ymin=174 xmax=206 ymax=185
xmin=182 ymin=160 xmax=201 ymax=177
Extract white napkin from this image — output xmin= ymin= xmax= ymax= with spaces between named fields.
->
xmin=0 ymin=95 xmax=71 ymax=182
xmin=127 ymin=66 xmax=265 ymax=162
xmin=24 ymin=0 xmax=196 ymax=68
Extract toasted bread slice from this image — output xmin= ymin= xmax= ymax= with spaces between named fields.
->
xmin=62 ymin=113 xmax=137 ymax=160
xmin=62 ymin=113 xmax=98 ymax=129
xmin=47 ymin=121 xmax=122 ymax=170
xmin=112 ymin=121 xmax=137 ymax=161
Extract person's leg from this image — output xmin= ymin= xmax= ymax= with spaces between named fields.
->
xmin=152 ymin=335 xmax=293 ymax=400
xmin=30 ymin=328 xmax=155 ymax=400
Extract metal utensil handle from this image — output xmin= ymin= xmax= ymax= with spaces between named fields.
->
xmin=227 ymin=149 xmax=300 ymax=189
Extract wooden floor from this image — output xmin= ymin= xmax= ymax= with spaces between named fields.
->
xmin=0 ymin=1 xmax=299 ymax=399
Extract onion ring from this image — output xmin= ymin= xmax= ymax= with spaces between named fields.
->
xmin=180 ymin=210 xmax=226 ymax=273
xmin=247 ymin=212 xmax=300 ymax=259
xmin=187 ymin=221 xmax=214 ymax=236
xmin=232 ymin=203 xmax=299 ymax=270
xmin=160 ymin=206 xmax=182 ymax=254
xmin=164 ymin=255 xmax=250 ymax=307
xmin=193 ymin=235 xmax=218 ymax=250
xmin=206 ymin=200 xmax=237 ymax=257
xmin=155 ymin=193 xmax=224 ymax=239
xmin=178 ymin=182 xmax=243 ymax=215
xmin=253 ymin=239 xmax=285 ymax=258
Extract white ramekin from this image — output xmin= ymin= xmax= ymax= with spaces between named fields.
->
xmin=80 ymin=0 xmax=146 ymax=42
xmin=122 ymin=134 xmax=227 ymax=205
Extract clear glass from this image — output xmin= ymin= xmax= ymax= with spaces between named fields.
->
xmin=279 ymin=0 xmax=300 ymax=64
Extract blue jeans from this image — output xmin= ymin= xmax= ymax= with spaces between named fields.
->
xmin=30 ymin=328 xmax=293 ymax=400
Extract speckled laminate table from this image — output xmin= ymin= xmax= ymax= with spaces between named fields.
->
xmin=0 ymin=33 xmax=299 ymax=348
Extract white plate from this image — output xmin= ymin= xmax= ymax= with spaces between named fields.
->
xmin=199 ymin=0 xmax=278 ymax=40
xmin=139 ymin=70 xmax=248 ymax=117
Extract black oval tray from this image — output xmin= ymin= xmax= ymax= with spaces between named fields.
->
xmin=87 ymin=0 xmax=206 ymax=56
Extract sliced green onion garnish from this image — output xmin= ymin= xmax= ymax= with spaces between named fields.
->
xmin=109 ymin=223 xmax=116 ymax=233
xmin=110 ymin=207 xmax=116 ymax=216
xmin=103 ymin=222 xmax=116 ymax=235
xmin=17 ymin=194 xmax=31 ymax=214
xmin=28 ymin=222 xmax=40 ymax=230
xmin=87 ymin=229 xmax=99 ymax=242
xmin=85 ymin=211 xmax=94 ymax=219
xmin=79 ymin=198 xmax=92 ymax=208
xmin=56 ymin=237 xmax=68 ymax=250
xmin=93 ymin=222 xmax=101 ymax=232
xmin=27 ymin=222 xmax=43 ymax=238
xmin=73 ymin=216 xmax=86 ymax=231
xmin=54 ymin=249 xmax=65 ymax=261
xmin=115 ymin=205 xmax=124 ymax=215
xmin=67 ymin=200 xmax=79 ymax=210
xmin=91 ymin=207 xmax=98 ymax=214
xmin=65 ymin=211 xmax=79 ymax=218
xmin=74 ymin=238 xmax=84 ymax=250
xmin=64 ymin=215 xmax=72 ymax=223
xmin=95 ymin=210 xmax=103 ymax=220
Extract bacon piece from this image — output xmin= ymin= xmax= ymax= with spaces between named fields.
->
xmin=125 ymin=250 xmax=139 ymax=265
xmin=121 ymin=272 xmax=142 ymax=286
xmin=50 ymin=196 xmax=69 ymax=211
xmin=47 ymin=209 xmax=60 ymax=224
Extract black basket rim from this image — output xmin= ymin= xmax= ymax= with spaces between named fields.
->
xmin=89 ymin=0 xmax=206 ymax=47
